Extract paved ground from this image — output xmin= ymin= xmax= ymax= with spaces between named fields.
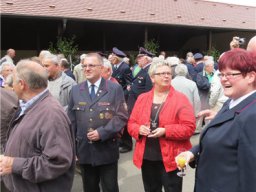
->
xmin=72 ymin=134 xmax=200 ymax=192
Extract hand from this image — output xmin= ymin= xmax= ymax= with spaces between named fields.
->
xmin=139 ymin=124 xmax=151 ymax=136
xmin=127 ymin=85 xmax=131 ymax=91
xmin=175 ymin=151 xmax=194 ymax=170
xmin=147 ymin=128 xmax=165 ymax=138
xmin=87 ymin=130 xmax=100 ymax=141
xmin=197 ymin=109 xmax=217 ymax=121
xmin=0 ymin=155 xmax=14 ymax=176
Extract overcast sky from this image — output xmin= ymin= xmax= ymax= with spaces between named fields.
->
xmin=207 ymin=0 xmax=256 ymax=7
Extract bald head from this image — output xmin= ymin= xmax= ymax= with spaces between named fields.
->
xmin=16 ymin=59 xmax=48 ymax=90
xmin=247 ymin=36 xmax=256 ymax=52
xmin=7 ymin=49 xmax=15 ymax=58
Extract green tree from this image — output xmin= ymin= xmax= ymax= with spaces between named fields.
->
xmin=144 ymin=39 xmax=159 ymax=55
xmin=49 ymin=36 xmax=78 ymax=67
xmin=205 ymin=47 xmax=221 ymax=61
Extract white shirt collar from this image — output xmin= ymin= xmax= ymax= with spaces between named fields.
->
xmin=87 ymin=78 xmax=102 ymax=88
xmin=229 ymin=90 xmax=256 ymax=109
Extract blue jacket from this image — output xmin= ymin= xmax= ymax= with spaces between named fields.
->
xmin=191 ymin=92 xmax=256 ymax=192
xmin=127 ymin=64 xmax=152 ymax=113
xmin=68 ymin=78 xmax=128 ymax=166
xmin=112 ymin=61 xmax=132 ymax=97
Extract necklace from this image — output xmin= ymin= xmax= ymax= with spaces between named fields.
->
xmin=150 ymin=92 xmax=169 ymax=130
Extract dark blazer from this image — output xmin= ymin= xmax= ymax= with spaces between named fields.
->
xmin=68 ymin=78 xmax=129 ymax=165
xmin=112 ymin=61 xmax=133 ymax=97
xmin=0 ymin=88 xmax=18 ymax=152
xmin=185 ymin=62 xmax=197 ymax=81
xmin=194 ymin=61 xmax=205 ymax=73
xmin=127 ymin=64 xmax=152 ymax=113
xmin=190 ymin=92 xmax=256 ymax=192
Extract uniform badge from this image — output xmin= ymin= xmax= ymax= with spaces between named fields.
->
xmin=99 ymin=113 xmax=104 ymax=119
xmin=78 ymin=102 xmax=87 ymax=105
xmin=105 ymin=112 xmax=113 ymax=119
xmin=98 ymin=102 xmax=110 ymax=106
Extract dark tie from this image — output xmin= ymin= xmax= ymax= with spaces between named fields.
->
xmin=114 ymin=65 xmax=118 ymax=71
xmin=90 ymin=84 xmax=96 ymax=100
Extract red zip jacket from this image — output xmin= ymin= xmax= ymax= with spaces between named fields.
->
xmin=128 ymin=86 xmax=196 ymax=172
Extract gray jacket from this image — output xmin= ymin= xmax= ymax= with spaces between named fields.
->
xmin=57 ymin=73 xmax=76 ymax=111
xmin=3 ymin=90 xmax=75 ymax=192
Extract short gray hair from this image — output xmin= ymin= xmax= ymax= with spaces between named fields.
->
xmin=175 ymin=64 xmax=188 ymax=76
xmin=16 ymin=59 xmax=48 ymax=90
xmin=204 ymin=58 xmax=214 ymax=67
xmin=84 ymin=53 xmax=103 ymax=65
xmin=165 ymin=56 xmax=180 ymax=67
xmin=0 ymin=63 xmax=12 ymax=73
xmin=148 ymin=59 xmax=170 ymax=77
xmin=43 ymin=54 xmax=59 ymax=65
xmin=103 ymin=58 xmax=112 ymax=69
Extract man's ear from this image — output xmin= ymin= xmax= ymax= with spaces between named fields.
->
xmin=19 ymin=79 xmax=27 ymax=90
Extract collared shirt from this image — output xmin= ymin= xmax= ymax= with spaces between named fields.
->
xmin=87 ymin=78 xmax=102 ymax=94
xmin=229 ymin=90 xmax=256 ymax=109
xmin=19 ymin=89 xmax=48 ymax=117
xmin=206 ymin=72 xmax=214 ymax=83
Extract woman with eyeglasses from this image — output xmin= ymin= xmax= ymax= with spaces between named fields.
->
xmin=128 ymin=60 xmax=196 ymax=192
xmin=176 ymin=48 xmax=256 ymax=192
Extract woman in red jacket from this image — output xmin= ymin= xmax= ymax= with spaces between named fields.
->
xmin=128 ymin=60 xmax=196 ymax=192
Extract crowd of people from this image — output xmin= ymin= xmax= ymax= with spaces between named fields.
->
xmin=0 ymin=35 xmax=255 ymax=192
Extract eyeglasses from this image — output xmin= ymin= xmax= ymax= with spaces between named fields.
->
xmin=81 ymin=64 xmax=102 ymax=68
xmin=217 ymin=72 xmax=242 ymax=79
xmin=154 ymin=72 xmax=172 ymax=77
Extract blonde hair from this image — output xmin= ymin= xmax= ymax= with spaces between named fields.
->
xmin=148 ymin=59 xmax=170 ymax=77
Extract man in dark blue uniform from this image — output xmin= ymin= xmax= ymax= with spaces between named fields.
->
xmin=110 ymin=47 xmax=133 ymax=153
xmin=127 ymin=47 xmax=154 ymax=114
xmin=68 ymin=53 xmax=128 ymax=192
xmin=110 ymin=47 xmax=132 ymax=99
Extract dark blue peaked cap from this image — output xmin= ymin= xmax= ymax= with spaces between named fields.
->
xmin=112 ymin=47 xmax=126 ymax=58
xmin=194 ymin=53 xmax=203 ymax=60
xmin=138 ymin=47 xmax=154 ymax=57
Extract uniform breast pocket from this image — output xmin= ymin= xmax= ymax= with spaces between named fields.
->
xmin=98 ymin=106 xmax=115 ymax=123
xmin=72 ymin=105 xmax=86 ymax=121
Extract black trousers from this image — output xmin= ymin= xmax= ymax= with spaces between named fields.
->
xmin=141 ymin=160 xmax=183 ymax=192
xmin=80 ymin=162 xmax=119 ymax=192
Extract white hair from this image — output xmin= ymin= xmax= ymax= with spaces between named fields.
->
xmin=43 ymin=54 xmax=59 ymax=65
xmin=0 ymin=63 xmax=13 ymax=73
xmin=103 ymin=58 xmax=112 ymax=69
xmin=103 ymin=58 xmax=113 ymax=75
xmin=175 ymin=64 xmax=188 ymax=76
xmin=39 ymin=50 xmax=51 ymax=60
xmin=204 ymin=58 xmax=214 ymax=67
xmin=148 ymin=59 xmax=170 ymax=77
xmin=165 ymin=56 xmax=180 ymax=67
xmin=80 ymin=53 xmax=87 ymax=61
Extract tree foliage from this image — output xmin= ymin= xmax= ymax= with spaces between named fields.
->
xmin=144 ymin=39 xmax=159 ymax=55
xmin=49 ymin=36 xmax=78 ymax=61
